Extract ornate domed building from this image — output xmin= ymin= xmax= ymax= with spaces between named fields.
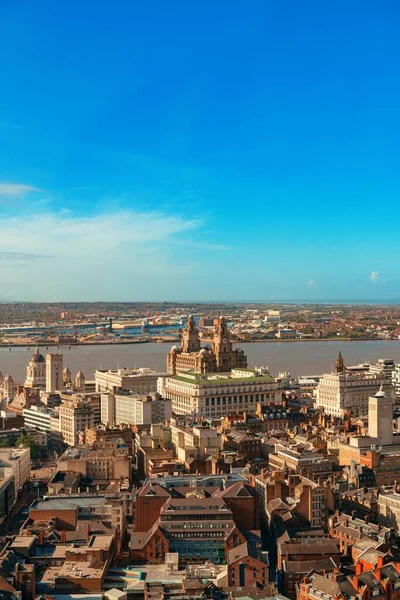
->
xmin=167 ymin=315 xmax=247 ymax=375
xmin=24 ymin=347 xmax=46 ymax=389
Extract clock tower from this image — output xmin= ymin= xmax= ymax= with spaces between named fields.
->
xmin=181 ymin=315 xmax=200 ymax=353
xmin=214 ymin=316 xmax=233 ymax=371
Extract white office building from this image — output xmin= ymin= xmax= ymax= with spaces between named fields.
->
xmin=315 ymin=371 xmax=394 ymax=417
xmin=95 ymin=367 xmax=167 ymax=394
xmin=163 ymin=368 xmax=280 ymax=418
xmin=101 ymin=391 xmax=172 ymax=426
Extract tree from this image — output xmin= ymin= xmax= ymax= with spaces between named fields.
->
xmin=16 ymin=434 xmax=41 ymax=457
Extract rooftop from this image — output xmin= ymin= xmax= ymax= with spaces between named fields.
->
xmin=170 ymin=371 xmax=275 ymax=386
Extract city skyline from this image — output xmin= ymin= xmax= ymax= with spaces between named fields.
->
xmin=1 ymin=1 xmax=400 ymax=301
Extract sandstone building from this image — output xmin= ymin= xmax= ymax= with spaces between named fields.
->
xmin=167 ymin=315 xmax=247 ymax=375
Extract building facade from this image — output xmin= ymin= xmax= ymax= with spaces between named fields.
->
xmin=95 ymin=367 xmax=166 ymax=394
xmin=59 ymin=394 xmax=94 ymax=446
xmin=167 ymin=315 xmax=247 ymax=375
xmin=315 ymin=371 xmax=393 ymax=417
xmin=164 ymin=369 xmax=280 ymax=417
xmin=24 ymin=348 xmax=46 ymax=389
xmin=46 ymin=353 xmax=63 ymax=393
xmin=101 ymin=391 xmax=172 ymax=426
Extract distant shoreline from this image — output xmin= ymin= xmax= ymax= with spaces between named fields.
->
xmin=0 ymin=337 xmax=398 ymax=349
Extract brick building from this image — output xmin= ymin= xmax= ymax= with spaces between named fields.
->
xmin=227 ymin=542 xmax=269 ymax=588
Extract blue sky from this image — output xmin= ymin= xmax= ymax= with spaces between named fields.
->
xmin=0 ymin=0 xmax=399 ymax=301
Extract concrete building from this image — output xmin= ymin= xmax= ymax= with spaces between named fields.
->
xmin=393 ymin=363 xmax=400 ymax=399
xmin=0 ymin=472 xmax=16 ymax=524
xmin=368 ymin=386 xmax=394 ymax=445
xmin=164 ymin=368 xmax=280 ymax=418
xmin=95 ymin=367 xmax=167 ymax=394
xmin=22 ymin=404 xmax=64 ymax=447
xmin=24 ymin=347 xmax=46 ymax=389
xmin=315 ymin=371 xmax=393 ymax=417
xmin=339 ymin=389 xmax=400 ymax=484
xmin=101 ymin=391 xmax=172 ymax=426
xmin=378 ymin=491 xmax=400 ymax=529
xmin=30 ymin=493 xmax=126 ymax=534
xmin=0 ymin=448 xmax=30 ymax=491
xmin=46 ymin=353 xmax=63 ymax=393
xmin=170 ymin=422 xmax=220 ymax=463
xmin=0 ymin=448 xmax=30 ymax=507
xmin=23 ymin=404 xmax=56 ymax=433
xmin=57 ymin=445 xmax=132 ymax=484
xmin=167 ymin=315 xmax=247 ymax=375
xmin=59 ymin=394 xmax=94 ymax=446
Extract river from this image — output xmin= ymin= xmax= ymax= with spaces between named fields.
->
xmin=1 ymin=340 xmax=400 ymax=382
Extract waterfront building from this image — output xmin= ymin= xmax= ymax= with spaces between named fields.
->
xmin=167 ymin=315 xmax=247 ymax=375
xmin=392 ymin=363 xmax=400 ymax=399
xmin=24 ymin=347 xmax=46 ymax=389
xmin=101 ymin=391 xmax=172 ymax=426
xmin=369 ymin=358 xmax=395 ymax=378
xmin=163 ymin=368 xmax=280 ymax=418
xmin=95 ymin=367 xmax=166 ymax=394
xmin=315 ymin=370 xmax=393 ymax=417
xmin=46 ymin=353 xmax=63 ymax=393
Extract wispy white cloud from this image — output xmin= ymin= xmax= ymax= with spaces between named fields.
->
xmin=0 ymin=252 xmax=50 ymax=261
xmin=369 ymin=271 xmax=380 ymax=283
xmin=0 ymin=208 xmax=211 ymax=299
xmin=0 ymin=183 xmax=41 ymax=196
xmin=308 ymin=280 xmax=316 ymax=287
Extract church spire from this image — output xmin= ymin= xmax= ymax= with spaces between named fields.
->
xmin=334 ymin=350 xmax=345 ymax=373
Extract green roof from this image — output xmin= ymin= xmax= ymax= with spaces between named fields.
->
xmin=170 ymin=373 xmax=274 ymax=386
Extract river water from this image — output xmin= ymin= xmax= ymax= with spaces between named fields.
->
xmin=1 ymin=340 xmax=400 ymax=382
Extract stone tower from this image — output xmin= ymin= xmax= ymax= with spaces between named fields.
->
xmin=181 ymin=315 xmax=200 ymax=353
xmin=46 ymin=353 xmax=63 ymax=393
xmin=334 ymin=350 xmax=345 ymax=374
xmin=368 ymin=385 xmax=394 ymax=446
xmin=213 ymin=317 xmax=233 ymax=372
xmin=63 ymin=366 xmax=72 ymax=384
xmin=75 ymin=370 xmax=86 ymax=392
xmin=3 ymin=374 xmax=14 ymax=399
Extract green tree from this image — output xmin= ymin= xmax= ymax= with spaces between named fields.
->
xmin=16 ymin=434 xmax=41 ymax=457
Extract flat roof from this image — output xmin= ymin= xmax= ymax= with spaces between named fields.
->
xmin=32 ymin=495 xmax=107 ymax=511
xmin=170 ymin=372 xmax=275 ymax=386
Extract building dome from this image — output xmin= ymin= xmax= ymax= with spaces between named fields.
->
xmin=200 ymin=348 xmax=208 ymax=355
xmin=30 ymin=347 xmax=45 ymax=363
xmin=4 ymin=374 xmax=13 ymax=382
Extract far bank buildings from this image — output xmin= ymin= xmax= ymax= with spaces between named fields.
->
xmin=164 ymin=316 xmax=280 ymax=418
